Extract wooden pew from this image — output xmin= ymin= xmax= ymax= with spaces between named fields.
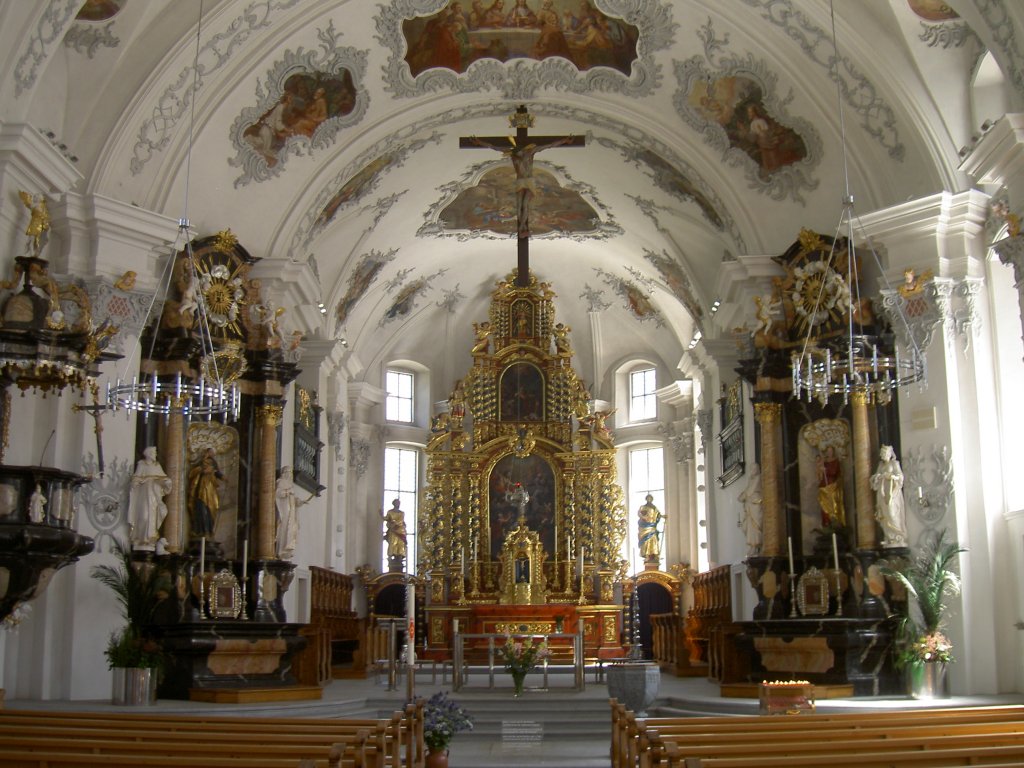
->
xmin=677 ymin=743 xmax=1024 ymax=768
xmin=610 ymin=699 xmax=1024 ymax=768
xmin=0 ymin=701 xmax=425 ymax=768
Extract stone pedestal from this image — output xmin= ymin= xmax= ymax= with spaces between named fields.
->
xmin=606 ymin=661 xmax=660 ymax=717
xmin=155 ymin=621 xmax=307 ymax=699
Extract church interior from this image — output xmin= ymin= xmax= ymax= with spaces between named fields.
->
xmin=2 ymin=0 xmax=1024 ymax=727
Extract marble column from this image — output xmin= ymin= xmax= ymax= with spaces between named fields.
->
xmin=754 ymin=402 xmax=783 ymax=557
xmin=851 ymin=392 xmax=876 ymax=549
xmin=163 ymin=409 xmax=185 ymax=553
xmin=256 ymin=403 xmax=283 ymax=560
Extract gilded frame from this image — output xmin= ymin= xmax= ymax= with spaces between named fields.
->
xmin=796 ymin=566 xmax=829 ymax=616
xmin=209 ymin=568 xmax=242 ymax=619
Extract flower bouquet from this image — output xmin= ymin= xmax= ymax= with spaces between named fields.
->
xmin=499 ymin=634 xmax=551 ymax=696
xmin=422 ymin=692 xmax=473 ymax=755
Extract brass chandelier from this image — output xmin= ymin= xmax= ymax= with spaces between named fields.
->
xmin=791 ymin=2 xmax=925 ymax=406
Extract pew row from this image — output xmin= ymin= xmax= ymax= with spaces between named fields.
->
xmin=609 ymin=699 xmax=1024 ymax=768
xmin=0 ymin=700 xmax=424 ymax=768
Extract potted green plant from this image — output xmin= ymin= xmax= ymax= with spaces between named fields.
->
xmin=90 ymin=538 xmax=165 ymax=704
xmin=422 ymin=691 xmax=473 ymax=767
xmin=885 ymin=529 xmax=965 ymax=699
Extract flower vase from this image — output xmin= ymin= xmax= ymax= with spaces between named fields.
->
xmin=511 ymin=670 xmax=526 ymax=697
xmin=425 ymin=747 xmax=449 ymax=768
xmin=909 ymin=661 xmax=948 ymax=700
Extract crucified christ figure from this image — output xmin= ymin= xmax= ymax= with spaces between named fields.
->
xmin=465 ymin=134 xmax=577 ymax=238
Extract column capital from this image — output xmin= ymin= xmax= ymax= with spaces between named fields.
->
xmin=753 ymin=401 xmax=782 ymax=425
xmin=851 ymin=391 xmax=870 ymax=407
xmin=256 ymin=403 xmax=284 ymax=427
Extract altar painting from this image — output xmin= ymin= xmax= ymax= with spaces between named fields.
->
xmin=488 ymin=453 xmax=556 ymax=558
xmin=500 ymin=362 xmax=544 ymax=421
xmin=187 ymin=423 xmax=240 ymax=553
xmin=402 ymin=0 xmax=640 ymax=77
xmin=797 ymin=419 xmax=852 ymax=552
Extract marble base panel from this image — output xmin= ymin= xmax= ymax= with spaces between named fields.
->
xmin=735 ymin=617 xmax=901 ymax=696
xmin=156 ymin=621 xmax=308 ymax=700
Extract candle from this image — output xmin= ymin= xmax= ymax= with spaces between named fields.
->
xmin=200 ymin=536 xmax=206 ymax=575
xmin=832 ymin=532 xmax=840 ymax=572
xmin=918 ymin=486 xmax=924 ymax=500
xmin=242 ymin=539 xmax=248 ymax=582
xmin=454 ymin=618 xmax=459 ymax=635
xmin=578 ymin=546 xmax=584 ymax=577
xmin=406 ymin=582 xmax=416 ymax=666
xmin=787 ymin=536 xmax=795 ymax=574
xmin=461 ymin=547 xmax=466 ymax=577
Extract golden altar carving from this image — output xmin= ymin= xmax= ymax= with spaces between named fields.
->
xmin=420 ymin=270 xmax=627 ymax=659
xmin=498 ymin=520 xmax=548 ymax=604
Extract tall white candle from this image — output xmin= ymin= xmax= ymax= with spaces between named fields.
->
xmin=200 ymin=536 xmax=206 ymax=575
xmin=832 ymin=532 xmax=840 ymax=572
xmin=406 ymin=582 xmax=415 ymax=666
xmin=461 ymin=547 xmax=466 ymax=577
xmin=242 ymin=539 xmax=248 ymax=582
xmin=578 ymin=546 xmax=584 ymax=577
xmin=787 ymin=536 xmax=794 ymax=574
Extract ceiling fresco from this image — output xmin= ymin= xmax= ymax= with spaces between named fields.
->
xmin=377 ymin=0 xmax=676 ymax=98
xmin=402 ymin=0 xmax=640 ymax=77
xmin=334 ymin=248 xmax=398 ymax=332
xmin=229 ymin=23 xmax=369 ymax=186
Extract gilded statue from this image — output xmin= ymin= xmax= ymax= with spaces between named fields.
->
xmin=471 ymin=321 xmax=492 ymax=354
xmin=637 ymin=494 xmax=664 ymax=563
xmin=816 ymin=445 xmax=845 ymax=527
xmin=18 ymin=190 xmax=50 ymax=257
xmin=382 ymin=498 xmax=407 ymax=561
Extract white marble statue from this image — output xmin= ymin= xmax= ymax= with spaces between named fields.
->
xmin=870 ymin=444 xmax=908 ymax=548
xmin=129 ymin=446 xmax=173 ymax=549
xmin=28 ymin=484 xmax=46 ymax=523
xmin=275 ymin=466 xmax=314 ymax=560
xmin=737 ymin=463 xmax=764 ymax=555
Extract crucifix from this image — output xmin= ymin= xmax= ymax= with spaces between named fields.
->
xmin=460 ymin=105 xmax=585 ymax=287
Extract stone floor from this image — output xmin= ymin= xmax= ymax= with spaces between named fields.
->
xmin=6 ymin=667 xmax=1024 ymax=768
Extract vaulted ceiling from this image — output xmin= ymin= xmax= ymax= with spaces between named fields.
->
xmin=4 ymin=0 xmax=1022 ymax=394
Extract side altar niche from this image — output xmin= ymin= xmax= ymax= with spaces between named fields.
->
xmin=730 ymin=229 xmax=912 ymax=696
xmin=420 ymin=271 xmax=627 ymax=660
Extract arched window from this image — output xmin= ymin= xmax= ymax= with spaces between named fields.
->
xmin=629 ymin=366 xmax=657 ymax=422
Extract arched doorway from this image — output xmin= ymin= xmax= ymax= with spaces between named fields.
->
xmin=636 ymin=581 xmax=673 ymax=660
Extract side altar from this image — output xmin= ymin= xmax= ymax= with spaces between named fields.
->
xmin=419 ymin=270 xmax=628 ymax=661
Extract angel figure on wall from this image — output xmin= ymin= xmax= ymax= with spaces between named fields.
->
xmin=870 ymin=445 xmax=908 ymax=548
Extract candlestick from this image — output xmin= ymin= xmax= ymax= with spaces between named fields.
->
xmin=787 ymin=536 xmax=794 ymax=574
xmin=406 ymin=581 xmax=416 ymax=666
xmin=832 ymin=532 xmax=840 ymax=572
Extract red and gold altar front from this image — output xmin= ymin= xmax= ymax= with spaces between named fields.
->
xmin=419 ymin=271 xmax=627 ymax=660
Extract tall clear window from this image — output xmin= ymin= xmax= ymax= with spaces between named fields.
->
xmin=382 ymin=446 xmax=418 ymax=566
xmin=630 ymin=367 xmax=657 ymax=422
xmin=385 ymin=369 xmax=414 ymax=423
xmin=627 ymin=445 xmax=665 ymax=571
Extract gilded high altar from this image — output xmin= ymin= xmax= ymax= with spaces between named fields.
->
xmin=420 ymin=270 xmax=627 ymax=658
